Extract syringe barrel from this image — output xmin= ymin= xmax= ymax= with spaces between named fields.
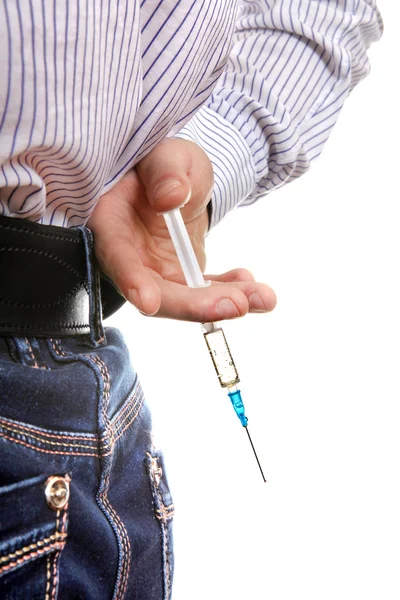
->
xmin=203 ymin=327 xmax=240 ymax=388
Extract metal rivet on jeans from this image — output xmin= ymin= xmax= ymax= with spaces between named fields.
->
xmin=45 ymin=476 xmax=70 ymax=511
xmin=150 ymin=457 xmax=163 ymax=487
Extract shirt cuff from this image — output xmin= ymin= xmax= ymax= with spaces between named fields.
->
xmin=172 ymin=106 xmax=257 ymax=230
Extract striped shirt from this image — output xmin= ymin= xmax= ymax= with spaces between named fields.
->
xmin=0 ymin=1 xmax=383 ymax=229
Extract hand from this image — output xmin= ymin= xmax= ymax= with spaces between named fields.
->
xmin=88 ymin=138 xmax=276 ymax=321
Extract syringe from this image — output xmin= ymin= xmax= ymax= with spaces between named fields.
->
xmin=163 ymin=208 xmax=266 ymax=482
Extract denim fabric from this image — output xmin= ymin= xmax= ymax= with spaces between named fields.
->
xmin=0 ymin=225 xmax=174 ymax=599
xmin=0 ymin=330 xmax=174 ymax=600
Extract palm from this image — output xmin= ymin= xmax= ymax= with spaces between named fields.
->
xmin=88 ymin=137 xmax=276 ymax=320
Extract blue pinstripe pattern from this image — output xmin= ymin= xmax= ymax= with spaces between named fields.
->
xmin=0 ymin=0 xmax=382 ymax=228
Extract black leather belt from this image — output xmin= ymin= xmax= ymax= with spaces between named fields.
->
xmin=0 ymin=215 xmax=125 ymax=338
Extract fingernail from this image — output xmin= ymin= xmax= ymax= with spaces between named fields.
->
xmin=215 ymin=298 xmax=240 ymax=319
xmin=154 ymin=179 xmax=182 ymax=200
xmin=128 ymin=289 xmax=141 ymax=308
xmin=128 ymin=287 xmax=159 ymax=315
xmin=249 ymin=292 xmax=266 ymax=312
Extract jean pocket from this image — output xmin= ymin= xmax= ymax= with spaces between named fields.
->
xmin=0 ymin=474 xmax=70 ymax=600
xmin=145 ymin=451 xmax=174 ymax=600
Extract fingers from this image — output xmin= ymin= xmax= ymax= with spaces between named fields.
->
xmin=152 ymin=278 xmax=277 ymax=321
xmin=205 ymin=268 xmax=256 ymax=283
xmin=99 ymin=236 xmax=162 ymax=315
xmin=136 ymin=138 xmax=213 ymax=220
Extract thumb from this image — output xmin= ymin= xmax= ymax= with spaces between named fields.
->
xmin=136 ymin=138 xmax=192 ymax=214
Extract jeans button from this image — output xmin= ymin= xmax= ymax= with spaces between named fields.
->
xmin=45 ymin=476 xmax=70 ymax=510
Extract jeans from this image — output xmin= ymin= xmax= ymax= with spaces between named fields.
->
xmin=0 ymin=226 xmax=174 ymax=599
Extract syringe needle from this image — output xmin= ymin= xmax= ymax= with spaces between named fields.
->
xmin=245 ymin=426 xmax=267 ymax=483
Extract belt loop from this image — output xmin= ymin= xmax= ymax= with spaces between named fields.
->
xmin=78 ymin=226 xmax=105 ymax=346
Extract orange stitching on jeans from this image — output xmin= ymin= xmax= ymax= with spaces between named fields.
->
xmin=50 ymin=341 xmax=114 ymax=454
xmin=156 ymin=482 xmax=173 ymax=600
xmin=58 ymin=502 xmax=69 ymax=541
xmin=102 ymin=496 xmax=129 ymax=588
xmin=89 ymin=355 xmax=114 ymax=444
xmin=24 ymin=337 xmax=39 ymax=368
xmin=55 ymin=510 xmax=61 ymax=538
xmin=97 ymin=386 xmax=143 ymax=451
xmin=89 ymin=355 xmax=115 ymax=457
xmin=45 ymin=555 xmax=52 ymax=600
xmin=51 ymin=551 xmax=60 ymax=599
xmin=0 ymin=416 xmax=97 ymax=442
xmin=49 ymin=340 xmax=114 ymax=456
xmin=100 ymin=488 xmax=132 ymax=600
xmin=49 ymin=501 xmax=69 ymax=598
xmin=51 ymin=510 xmax=62 ymax=600
xmin=98 ymin=392 xmax=143 ymax=450
xmin=160 ymin=521 xmax=172 ymax=599
xmin=61 ymin=506 xmax=68 ymax=535
xmin=0 ymin=533 xmax=67 ymax=564
xmin=50 ymin=339 xmax=67 ymax=358
xmin=155 ymin=504 xmax=175 ymax=522
xmin=97 ymin=387 xmax=144 ymax=454
xmin=149 ymin=469 xmax=174 ymax=597
xmin=0 ymin=542 xmax=65 ymax=575
xmin=57 ymin=341 xmax=130 ymax=599
xmin=100 ymin=471 xmax=132 ymax=599
xmin=0 ymin=423 xmax=98 ymax=450
xmin=113 ymin=393 xmax=144 ymax=443
xmin=91 ymin=352 xmax=131 ymax=600
xmin=0 ymin=431 xmax=99 ymax=456
xmin=48 ymin=340 xmax=145 ymax=454
xmin=49 ymin=340 xmax=132 ymax=598
xmin=111 ymin=387 xmax=143 ymax=431
xmin=153 ymin=483 xmax=175 ymax=524
xmin=109 ymin=384 xmax=142 ymax=426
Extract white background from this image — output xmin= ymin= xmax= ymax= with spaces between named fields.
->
xmin=109 ymin=3 xmax=399 ymax=598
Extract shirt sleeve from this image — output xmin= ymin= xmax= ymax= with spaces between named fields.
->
xmin=173 ymin=0 xmax=383 ymax=229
